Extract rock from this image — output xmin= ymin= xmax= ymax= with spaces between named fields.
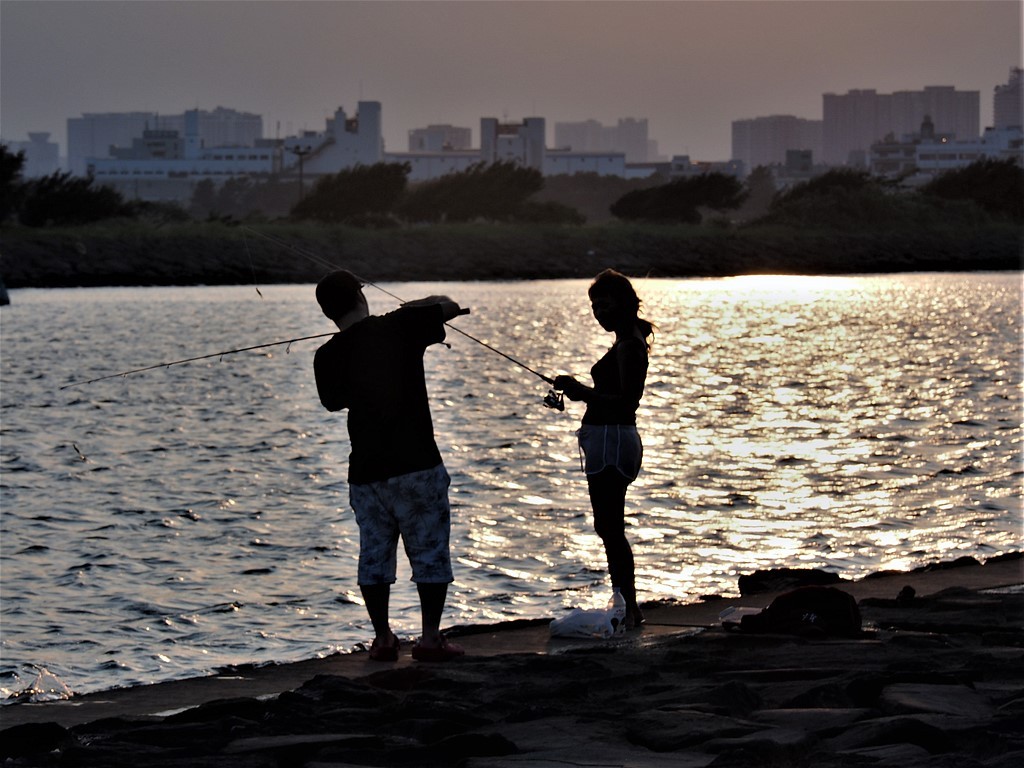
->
xmin=748 ymin=707 xmax=872 ymax=734
xmin=625 ymin=709 xmax=758 ymax=751
xmin=824 ymin=715 xmax=952 ymax=752
xmin=0 ymin=721 xmax=74 ymax=758
xmin=844 ymin=742 xmax=932 ymax=761
xmin=881 ymin=683 xmax=995 ymax=719
xmin=738 ymin=568 xmax=844 ymax=596
xmin=432 ymin=731 xmax=518 ymax=758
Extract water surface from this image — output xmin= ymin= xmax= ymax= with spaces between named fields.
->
xmin=1 ymin=274 xmax=1020 ymax=699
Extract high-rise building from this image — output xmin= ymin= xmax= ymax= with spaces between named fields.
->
xmin=822 ymin=86 xmax=979 ymax=166
xmin=480 ymin=117 xmax=545 ymax=170
xmin=157 ymin=107 xmax=262 ymax=150
xmin=731 ymin=115 xmax=823 ymax=169
xmin=282 ymin=102 xmax=384 ymax=180
xmin=554 ymin=118 xmax=652 ymax=162
xmin=615 ymin=118 xmax=650 ymax=164
xmin=408 ymin=125 xmax=472 ymax=152
xmin=68 ymin=112 xmax=156 ymax=176
xmin=994 ymin=67 xmax=1023 ymax=129
xmin=67 ymin=107 xmax=262 ymax=176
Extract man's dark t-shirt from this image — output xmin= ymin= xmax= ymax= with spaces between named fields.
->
xmin=314 ymin=304 xmax=445 ymax=484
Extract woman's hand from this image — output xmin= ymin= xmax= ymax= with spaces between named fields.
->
xmin=554 ymin=375 xmax=589 ymax=402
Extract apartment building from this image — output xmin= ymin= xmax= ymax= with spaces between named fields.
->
xmin=993 ymin=67 xmax=1023 ymax=130
xmin=822 ymin=86 xmax=979 ymax=166
xmin=88 ymin=110 xmax=278 ymax=201
xmin=731 ymin=115 xmax=823 ymax=169
xmin=870 ymin=115 xmax=1022 ymax=180
xmin=554 ymin=118 xmax=653 ymax=163
xmin=408 ymin=124 xmax=472 ymax=152
xmin=68 ymin=107 xmax=262 ymax=176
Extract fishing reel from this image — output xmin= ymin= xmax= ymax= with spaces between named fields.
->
xmin=543 ymin=388 xmax=565 ymax=411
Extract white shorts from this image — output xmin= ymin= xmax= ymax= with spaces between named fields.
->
xmin=577 ymin=424 xmax=643 ymax=482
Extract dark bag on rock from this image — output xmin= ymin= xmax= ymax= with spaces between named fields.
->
xmin=736 ymin=586 xmax=862 ymax=638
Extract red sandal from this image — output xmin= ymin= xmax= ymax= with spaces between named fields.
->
xmin=411 ymin=638 xmax=465 ymax=662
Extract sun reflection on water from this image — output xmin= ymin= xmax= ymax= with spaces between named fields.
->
xmin=0 ymin=275 xmax=1019 ymax=698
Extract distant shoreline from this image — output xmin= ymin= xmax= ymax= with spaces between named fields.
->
xmin=1 ymin=221 xmax=1020 ymax=288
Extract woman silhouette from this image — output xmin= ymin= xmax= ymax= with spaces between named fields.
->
xmin=555 ymin=269 xmax=654 ymax=628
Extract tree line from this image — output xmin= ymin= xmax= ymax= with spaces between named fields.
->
xmin=1 ymin=143 xmax=1021 ymax=230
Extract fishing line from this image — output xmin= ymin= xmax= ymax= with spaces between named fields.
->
xmin=241 ymin=229 xmax=264 ymax=298
xmin=62 ymin=231 xmax=559 ymax=394
xmin=60 ymin=332 xmax=337 ymax=390
xmin=241 ymin=226 xmax=556 ymax=386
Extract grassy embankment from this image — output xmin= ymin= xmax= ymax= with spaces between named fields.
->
xmin=1 ymin=219 xmax=1020 ymax=288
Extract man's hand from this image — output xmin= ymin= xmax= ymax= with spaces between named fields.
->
xmin=403 ymin=295 xmax=469 ymax=322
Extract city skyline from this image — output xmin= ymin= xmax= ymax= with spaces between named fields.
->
xmin=1 ymin=1 xmax=1020 ymax=161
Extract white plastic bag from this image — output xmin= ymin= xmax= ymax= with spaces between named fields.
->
xmin=549 ymin=608 xmax=617 ymax=639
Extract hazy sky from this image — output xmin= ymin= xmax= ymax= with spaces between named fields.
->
xmin=1 ymin=0 xmax=1020 ymax=160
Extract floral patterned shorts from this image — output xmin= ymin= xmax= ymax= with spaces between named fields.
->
xmin=349 ymin=464 xmax=453 ymax=586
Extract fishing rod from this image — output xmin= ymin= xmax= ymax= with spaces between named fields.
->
xmin=61 ymin=231 xmax=563 ymax=409
xmin=59 ymin=331 xmax=337 ymax=390
xmin=241 ymin=226 xmax=558 ymax=389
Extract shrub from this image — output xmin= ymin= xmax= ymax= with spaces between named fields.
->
xmin=291 ymin=163 xmax=410 ymax=223
xmin=920 ymin=158 xmax=1024 ymax=222
xmin=18 ymin=172 xmax=135 ymax=227
xmin=610 ymin=173 xmax=747 ymax=223
xmin=398 ymin=161 xmax=546 ymax=223
xmin=753 ymin=168 xmax=992 ymax=230
xmin=0 ymin=144 xmax=26 ymax=223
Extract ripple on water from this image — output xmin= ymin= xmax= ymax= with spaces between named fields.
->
xmin=0 ymin=276 xmax=1020 ymax=699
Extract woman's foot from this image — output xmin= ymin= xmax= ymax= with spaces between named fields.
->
xmin=368 ymin=631 xmax=401 ymax=662
xmin=625 ymin=608 xmax=646 ymax=630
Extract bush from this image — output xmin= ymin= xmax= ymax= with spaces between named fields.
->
xmin=533 ymin=172 xmax=666 ymax=224
xmin=753 ymin=168 xmax=993 ymax=230
xmin=513 ymin=200 xmax=586 ymax=225
xmin=291 ymin=163 xmax=410 ymax=223
xmin=0 ymin=144 xmax=26 ymax=223
xmin=920 ymin=158 xmax=1024 ymax=223
xmin=610 ymin=173 xmax=747 ymax=223
xmin=398 ymin=161 xmax=546 ymax=223
xmin=190 ymin=177 xmax=297 ymax=221
xmin=18 ymin=172 xmax=135 ymax=227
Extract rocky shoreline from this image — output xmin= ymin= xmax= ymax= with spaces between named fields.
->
xmin=1 ymin=553 xmax=1020 ymax=767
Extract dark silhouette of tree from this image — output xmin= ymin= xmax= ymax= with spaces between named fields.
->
xmin=533 ymin=172 xmax=666 ymax=224
xmin=610 ymin=173 xmax=747 ymax=223
xmin=0 ymin=144 xmax=26 ymax=223
xmin=514 ymin=200 xmax=586 ymax=225
xmin=291 ymin=162 xmax=410 ymax=223
xmin=18 ymin=171 xmax=135 ymax=227
xmin=772 ymin=168 xmax=875 ymax=205
xmin=241 ymin=178 xmax=300 ymax=220
xmin=190 ymin=176 xmax=301 ymax=220
xmin=398 ymin=161 xmax=547 ymax=223
xmin=920 ymin=158 xmax=1024 ymax=222
xmin=189 ymin=178 xmax=218 ymax=219
xmin=753 ymin=168 xmax=902 ymax=229
xmin=752 ymin=166 xmax=998 ymax=230
xmin=734 ymin=165 xmax=777 ymax=222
